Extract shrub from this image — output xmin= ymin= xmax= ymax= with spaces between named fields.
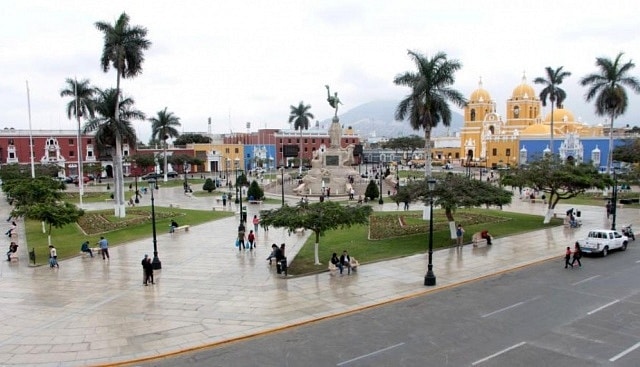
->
xmin=202 ymin=178 xmax=216 ymax=192
xmin=247 ymin=180 xmax=264 ymax=200
xmin=365 ymin=179 xmax=379 ymax=200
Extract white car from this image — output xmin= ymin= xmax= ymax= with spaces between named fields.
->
xmin=578 ymin=229 xmax=629 ymax=257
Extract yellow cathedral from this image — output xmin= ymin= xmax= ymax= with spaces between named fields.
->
xmin=459 ymin=75 xmax=605 ymax=169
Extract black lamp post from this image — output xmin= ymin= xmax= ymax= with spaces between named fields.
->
xmin=611 ymin=168 xmax=618 ymax=231
xmin=149 ymin=182 xmax=161 ymax=270
xmin=424 ymin=178 xmax=436 ymax=286
xmin=378 ymin=163 xmax=384 ymax=205
xmin=183 ymin=162 xmax=189 ymax=192
xmin=134 ymin=174 xmax=139 ymax=204
xmin=281 ymin=167 xmax=285 ymax=206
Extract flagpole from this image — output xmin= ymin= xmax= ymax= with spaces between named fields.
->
xmin=26 ymin=81 xmax=35 ymax=178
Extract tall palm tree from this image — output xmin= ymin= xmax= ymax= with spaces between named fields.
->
xmin=580 ymin=52 xmax=640 ymax=174
xmin=534 ymin=66 xmax=571 ymax=155
xmin=95 ymin=12 xmax=151 ymax=217
xmin=83 ymin=88 xmax=144 ymax=217
xmin=394 ymin=50 xmax=466 ymax=177
xmin=60 ymin=78 xmax=96 ymax=205
xmin=149 ymin=108 xmax=181 ymax=182
xmin=288 ymin=101 xmax=314 ymax=171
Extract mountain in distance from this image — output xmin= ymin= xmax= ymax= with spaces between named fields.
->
xmin=321 ymin=100 xmax=464 ymax=139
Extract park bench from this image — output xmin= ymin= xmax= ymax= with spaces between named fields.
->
xmin=294 ymin=227 xmax=305 ymax=235
xmin=248 ymin=200 xmax=263 ymax=204
xmin=171 ymin=225 xmax=190 ymax=233
xmin=169 ymin=203 xmax=181 ymax=208
xmin=9 ymin=253 xmax=18 ymax=262
xmin=104 ymin=198 xmax=115 ymax=203
xmin=530 ymin=198 xmax=545 ymax=204
xmin=79 ymin=248 xmax=102 ymax=257
xmin=472 ymin=232 xmax=490 ymax=246
xmin=328 ymin=258 xmax=360 ymax=275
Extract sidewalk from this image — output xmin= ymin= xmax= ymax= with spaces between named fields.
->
xmin=0 ymin=187 xmax=637 ymax=366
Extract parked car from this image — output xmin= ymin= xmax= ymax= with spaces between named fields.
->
xmin=166 ymin=171 xmax=179 ymax=178
xmin=141 ymin=172 xmax=162 ymax=180
xmin=578 ymin=229 xmax=629 ymax=257
xmin=73 ymin=176 xmax=90 ymax=184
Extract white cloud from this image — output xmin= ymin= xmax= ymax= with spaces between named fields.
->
xmin=1 ymin=0 xmax=638 ymax=142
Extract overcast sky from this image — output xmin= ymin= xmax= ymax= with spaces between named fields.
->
xmin=2 ymin=0 xmax=639 ymax=142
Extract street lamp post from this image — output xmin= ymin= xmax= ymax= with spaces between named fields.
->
xmin=281 ymin=167 xmax=285 ymax=206
xmin=149 ymin=182 xmax=161 ymax=270
xmin=183 ymin=162 xmax=189 ymax=192
xmin=134 ymin=174 xmax=139 ymax=204
xmin=611 ymin=168 xmax=618 ymax=231
xmin=424 ymin=178 xmax=436 ymax=286
xmin=378 ymin=164 xmax=384 ymax=205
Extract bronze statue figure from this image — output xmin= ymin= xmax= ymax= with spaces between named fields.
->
xmin=325 ymin=85 xmax=342 ymax=117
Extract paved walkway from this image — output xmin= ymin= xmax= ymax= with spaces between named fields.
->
xmin=0 ymin=187 xmax=637 ymax=366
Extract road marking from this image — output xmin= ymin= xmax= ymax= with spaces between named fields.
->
xmin=337 ymin=342 xmax=405 ymax=366
xmin=481 ymin=296 xmax=540 ymax=318
xmin=571 ymin=275 xmax=601 ymax=286
xmin=471 ymin=342 xmax=526 ymax=366
xmin=587 ymin=300 xmax=620 ymax=315
xmin=610 ymin=341 xmax=640 ymax=362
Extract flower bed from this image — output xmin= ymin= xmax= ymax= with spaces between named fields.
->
xmin=77 ymin=209 xmax=178 ymax=235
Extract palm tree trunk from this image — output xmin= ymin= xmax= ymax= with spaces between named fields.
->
xmin=113 ymin=67 xmax=126 ymax=218
xmin=423 ymin=128 xmax=432 ymax=177
xmin=549 ymin=101 xmax=555 ymax=155
xmin=163 ymin=141 xmax=168 ymax=182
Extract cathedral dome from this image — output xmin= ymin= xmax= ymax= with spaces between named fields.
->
xmin=469 ymin=78 xmax=491 ymax=103
xmin=544 ymin=108 xmax=576 ymax=123
xmin=511 ymin=74 xmax=536 ymax=100
xmin=521 ymin=124 xmax=550 ymax=135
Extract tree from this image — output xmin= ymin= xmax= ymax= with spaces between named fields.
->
xmin=2 ymin=177 xmax=64 ymax=211
xmin=383 ymin=135 xmax=425 ymax=163
xmin=149 ymin=107 xmax=181 ymax=182
xmin=202 ymin=178 xmax=216 ymax=193
xmin=580 ymin=52 xmax=640 ymax=174
xmin=612 ymin=139 xmax=640 ymax=164
xmin=501 ymin=156 xmax=611 ymax=223
xmin=84 ymin=163 xmax=104 ymax=181
xmin=95 ymin=12 xmax=150 ymax=218
xmin=83 ymin=88 xmax=144 ymax=217
xmin=16 ymin=202 xmax=84 ymax=246
xmin=173 ymin=133 xmax=211 ymax=145
xmin=259 ymin=201 xmax=373 ymax=265
xmin=288 ymin=101 xmax=314 ymax=170
xmin=393 ymin=50 xmax=467 ymax=178
xmin=534 ymin=66 xmax=571 ymax=155
xmin=364 ymin=179 xmax=379 ymax=200
xmin=129 ymin=153 xmax=156 ymax=176
xmin=247 ymin=180 xmax=264 ymax=200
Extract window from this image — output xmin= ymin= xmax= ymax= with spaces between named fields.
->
xmin=225 ymin=148 xmax=230 ymax=154
xmin=470 ymin=109 xmax=476 ymax=121
xmin=506 ymin=149 xmax=511 ymax=157
xmin=234 ymin=148 xmax=239 ymax=154
xmin=312 ymin=139 xmax=316 ymax=143
xmin=8 ymin=139 xmax=14 ymax=145
xmin=69 ymin=139 xmax=74 ymax=145
xmin=87 ymin=139 xmax=91 ymax=144
xmin=492 ymin=148 xmax=497 ymax=156
xmin=70 ymin=151 xmax=75 ymax=157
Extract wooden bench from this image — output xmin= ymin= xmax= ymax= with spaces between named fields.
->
xmin=171 ymin=225 xmax=190 ymax=233
xmin=169 ymin=203 xmax=181 ymax=208
xmin=9 ymin=253 xmax=18 ymax=262
xmin=104 ymin=198 xmax=115 ymax=203
xmin=328 ymin=259 xmax=360 ymax=275
xmin=80 ymin=248 xmax=102 ymax=257
xmin=530 ymin=198 xmax=545 ymax=204
xmin=472 ymin=232 xmax=490 ymax=246
xmin=294 ymin=227 xmax=305 ymax=235
xmin=248 ymin=200 xmax=263 ymax=205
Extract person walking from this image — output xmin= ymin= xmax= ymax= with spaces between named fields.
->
xmin=222 ymin=193 xmax=227 ymax=207
xmin=247 ymin=230 xmax=256 ymax=250
xmin=237 ymin=228 xmax=246 ymax=251
xmin=564 ymin=246 xmax=573 ymax=268
xmin=252 ymin=215 xmax=260 ymax=234
xmin=571 ymin=242 xmax=582 ymax=267
xmin=49 ymin=245 xmax=59 ymax=268
xmin=456 ymin=224 xmax=465 ymax=246
xmin=98 ymin=236 xmax=110 ymax=260
xmin=141 ymin=254 xmax=154 ymax=285
xmin=5 ymin=221 xmax=16 ymax=237
xmin=605 ymin=201 xmax=612 ymax=219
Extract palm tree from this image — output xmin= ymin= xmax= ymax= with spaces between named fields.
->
xmin=534 ymin=66 xmax=571 ymax=155
xmin=83 ymin=88 xmax=144 ymax=217
xmin=394 ymin=50 xmax=467 ymax=177
xmin=580 ymin=52 xmax=640 ymax=174
xmin=288 ymin=101 xmax=314 ymax=171
xmin=95 ymin=12 xmax=151 ymax=217
xmin=149 ymin=108 xmax=181 ymax=182
xmin=60 ymin=78 xmax=96 ymax=205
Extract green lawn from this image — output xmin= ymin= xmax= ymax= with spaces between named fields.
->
xmin=288 ymin=208 xmax=563 ymax=275
xmin=24 ymin=206 xmax=232 ymax=265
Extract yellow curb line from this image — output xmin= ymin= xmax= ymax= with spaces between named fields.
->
xmin=96 ymin=255 xmax=559 ymax=367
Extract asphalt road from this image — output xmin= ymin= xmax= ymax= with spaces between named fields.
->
xmin=138 ymin=245 xmax=640 ymax=367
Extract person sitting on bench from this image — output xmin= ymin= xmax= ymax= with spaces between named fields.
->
xmin=80 ymin=240 xmax=93 ymax=257
xmin=481 ymin=230 xmax=493 ymax=245
xmin=6 ymin=242 xmax=18 ymax=261
xmin=169 ymin=219 xmax=179 ymax=233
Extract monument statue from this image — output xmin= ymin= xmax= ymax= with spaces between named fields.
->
xmin=325 ymin=85 xmax=342 ymax=117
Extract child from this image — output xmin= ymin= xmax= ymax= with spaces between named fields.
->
xmin=564 ymin=246 xmax=573 ymax=268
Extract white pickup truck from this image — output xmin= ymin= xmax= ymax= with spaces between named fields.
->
xmin=578 ymin=229 xmax=629 ymax=257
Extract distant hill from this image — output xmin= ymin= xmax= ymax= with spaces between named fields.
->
xmin=320 ymin=100 xmax=464 ymax=139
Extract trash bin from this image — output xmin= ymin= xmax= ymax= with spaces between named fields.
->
xmin=576 ymin=210 xmax=581 ymax=218
xmin=241 ymin=206 xmax=247 ymax=222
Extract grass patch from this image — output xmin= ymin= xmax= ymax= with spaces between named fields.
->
xmin=287 ymin=208 xmax=562 ymax=275
xmin=25 ymin=205 xmax=232 ymax=265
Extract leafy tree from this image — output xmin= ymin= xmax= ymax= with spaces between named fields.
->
xmin=580 ymin=52 xmax=640 ymax=174
xmin=365 ymin=179 xmax=379 ymax=200
xmin=612 ymin=139 xmax=640 ymax=164
xmin=84 ymin=163 xmax=104 ymax=181
xmin=382 ymin=135 xmax=425 ymax=162
xmin=0 ymin=164 xmax=59 ymax=182
xmin=129 ymin=153 xmax=156 ymax=176
xmin=393 ymin=50 xmax=467 ymax=177
xmin=95 ymin=12 xmax=150 ymax=218
xmin=247 ymin=180 xmax=264 ymax=200
xmin=534 ymin=66 xmax=571 ymax=154
xmin=3 ymin=177 xmax=64 ymax=211
xmin=289 ymin=101 xmax=314 ymax=169
xmin=259 ymin=201 xmax=373 ymax=265
xmin=202 ymin=178 xmax=216 ymax=193
xmin=16 ymin=202 xmax=84 ymax=246
xmin=173 ymin=133 xmax=211 ymax=145
xmin=502 ymin=156 xmax=611 ymax=223
xmin=83 ymin=88 xmax=144 ymax=217
xmin=149 ymin=107 xmax=181 ymax=182
xmin=167 ymin=154 xmax=202 ymax=173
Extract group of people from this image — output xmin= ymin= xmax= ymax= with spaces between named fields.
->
xmin=266 ymin=243 xmax=287 ymax=274
xmin=330 ymin=250 xmax=356 ymax=275
xmin=79 ymin=236 xmax=110 ymax=260
xmin=236 ymin=216 xmax=262 ymax=250
xmin=565 ymin=242 xmax=582 ymax=268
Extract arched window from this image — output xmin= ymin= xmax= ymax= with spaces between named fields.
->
xmin=513 ymin=106 xmax=520 ymax=118
xmin=470 ymin=109 xmax=476 ymax=121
